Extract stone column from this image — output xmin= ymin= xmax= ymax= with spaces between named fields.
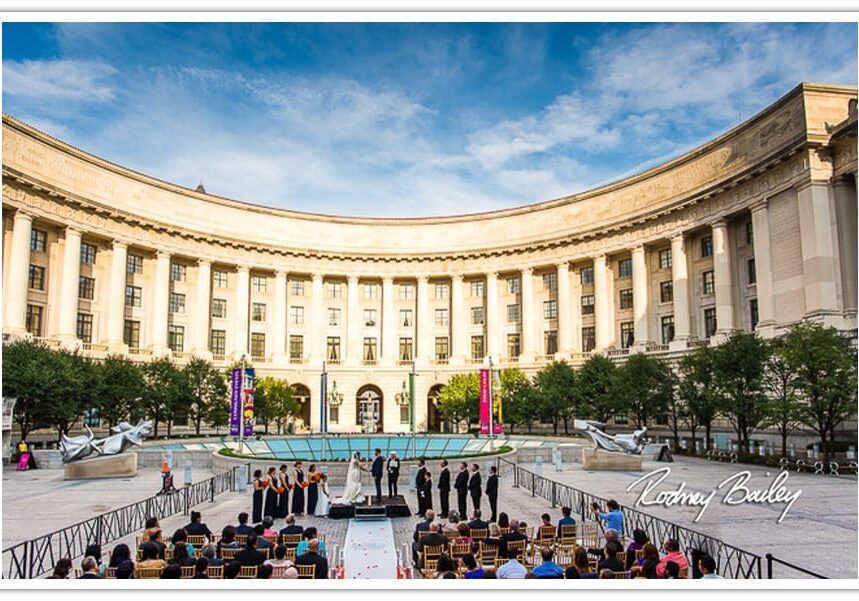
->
xmin=55 ymin=226 xmax=83 ymax=348
xmin=232 ymin=265 xmax=250 ymax=359
xmin=3 ymin=210 xmax=33 ymax=336
xmin=631 ymin=245 xmax=650 ymax=349
xmin=669 ymin=234 xmax=690 ymax=350
xmin=381 ymin=276 xmax=396 ymax=365
xmin=593 ymin=255 xmax=611 ymax=350
xmin=346 ymin=275 xmax=360 ymax=365
xmin=272 ymin=270 xmax=288 ymax=362
xmin=310 ymin=273 xmax=324 ymax=365
xmin=450 ymin=274 xmax=466 ymax=365
xmin=556 ymin=262 xmax=572 ymax=357
xmin=797 ymin=181 xmax=840 ymax=323
xmin=711 ymin=219 xmax=735 ymax=338
xmin=416 ymin=275 xmax=431 ymax=364
xmin=103 ymin=240 xmax=129 ymax=352
xmin=150 ymin=251 xmax=172 ymax=356
xmin=570 ymin=264 xmax=583 ymax=353
xmin=519 ymin=267 xmax=535 ymax=362
xmin=750 ymin=201 xmax=776 ymax=337
xmin=192 ymin=259 xmax=212 ymax=359
xmin=485 ymin=272 xmax=500 ymax=360
xmin=833 ymin=177 xmax=858 ymax=315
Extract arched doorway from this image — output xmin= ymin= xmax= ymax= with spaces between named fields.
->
xmin=427 ymin=384 xmax=445 ymax=433
xmin=355 ymin=385 xmax=384 ymax=433
xmin=292 ymin=384 xmax=311 ymax=433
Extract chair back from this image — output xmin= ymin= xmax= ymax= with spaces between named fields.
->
xmin=282 ymin=534 xmax=302 ymax=546
xmin=558 ymin=524 xmax=577 ymax=543
xmin=105 ymin=567 xmax=116 ymax=578
xmin=611 ymin=570 xmax=631 ymax=579
xmin=493 ymin=558 xmax=510 ymax=569
xmin=580 ymin=523 xmax=601 ymax=548
xmin=285 ymin=546 xmax=297 ymax=561
xmin=537 ymin=525 xmax=555 ymax=542
xmin=180 ymin=566 xmax=195 ymax=578
xmin=135 ymin=567 xmax=164 ymax=579
xmin=470 ymin=528 xmax=488 ymax=540
xmin=271 ymin=564 xmax=291 ymax=578
xmin=297 ymin=564 xmax=316 ymax=579
xmin=188 ymin=535 xmax=207 ymax=547
xmin=207 ymin=565 xmax=223 ymax=579
xmin=236 ymin=535 xmax=248 ymax=546
xmin=616 ymin=551 xmax=627 ymax=565
xmin=423 ymin=544 xmax=446 ymax=559
xmin=449 ymin=542 xmax=471 ymax=558
xmin=499 ymin=527 xmax=510 ymax=535
xmin=507 ymin=539 xmax=526 ymax=554
xmin=443 ymin=530 xmax=458 ymax=540
xmin=220 ymin=547 xmax=238 ymax=560
xmin=478 ymin=542 xmax=498 ymax=567
xmin=238 ymin=565 xmax=258 ymax=579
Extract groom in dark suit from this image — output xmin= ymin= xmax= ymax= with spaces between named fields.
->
xmin=468 ymin=463 xmax=482 ymax=514
xmin=454 ymin=462 xmax=469 ymax=518
xmin=372 ymin=448 xmax=384 ymax=503
xmin=437 ymin=460 xmax=451 ymax=518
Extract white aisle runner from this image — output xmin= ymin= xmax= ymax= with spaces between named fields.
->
xmin=342 ymin=518 xmax=397 ymax=579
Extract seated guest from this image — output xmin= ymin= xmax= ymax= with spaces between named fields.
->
xmin=468 ymin=509 xmax=489 ymax=532
xmin=564 ymin=566 xmax=580 ymax=579
xmin=461 ymin=554 xmax=484 ymax=579
xmin=170 ymin=542 xmax=196 ymax=567
xmin=109 ymin=544 xmax=133 ymax=570
xmin=413 ymin=509 xmax=435 ymax=543
xmin=161 ymin=564 xmax=182 ymax=579
xmin=84 ymin=544 xmax=106 ymax=576
xmin=481 ymin=570 xmax=497 ymax=579
xmin=480 ymin=523 xmax=504 ymax=556
xmin=663 ymin=561 xmax=680 ymax=579
xmin=193 ymin=557 xmax=209 ymax=579
xmin=235 ymin=534 xmax=267 ymax=567
xmin=223 ymin=560 xmax=242 ymax=579
xmin=434 ymin=554 xmax=457 ymax=579
xmin=631 ymin=543 xmax=660 ymax=578
xmin=48 ymin=558 xmax=72 ymax=579
xmin=296 ymin=527 xmax=327 ymax=558
xmin=499 ymin=519 xmax=527 ymax=558
xmin=218 ymin=525 xmax=242 ymax=557
xmin=656 ymin=539 xmax=688 ymax=578
xmin=574 ymin=546 xmax=596 ymax=579
xmin=294 ymin=539 xmax=328 ymax=579
xmin=532 ymin=546 xmax=564 ymax=579
xmin=144 ymin=528 xmax=167 ymax=560
xmin=278 ymin=514 xmax=304 ymax=545
xmin=138 ymin=542 xmax=167 ymax=570
xmin=171 ymin=529 xmax=195 ymax=556
xmin=453 ymin=522 xmax=472 ymax=546
xmin=496 ymin=512 xmax=510 ymax=530
xmin=262 ymin=516 xmax=277 ymax=538
xmin=142 ymin=517 xmax=160 ymax=540
xmin=496 ymin=546 xmax=527 ymax=579
xmin=599 ymin=568 xmax=614 ymax=579
xmin=257 ymin=564 xmax=273 ymax=579
xmin=414 ymin=522 xmax=448 ymax=567
xmin=266 ymin=545 xmax=296 ymax=572
xmin=699 ymin=555 xmax=724 ymax=579
xmin=599 ymin=541 xmax=625 ymax=573
xmin=540 ymin=513 xmax=553 ymax=530
xmin=115 ymin=562 xmax=135 ymax=579
xmin=184 ymin=511 xmax=213 ymax=538
xmin=79 ymin=556 xmax=102 ymax=579
xmin=236 ymin=512 xmax=255 ymax=537
xmin=557 ymin=506 xmax=576 ymax=536
xmin=588 ymin=528 xmax=620 ymax=559
xmin=202 ymin=544 xmax=224 ymax=567
xmin=443 ymin=511 xmax=460 ymax=534
xmin=254 ymin=524 xmax=274 ymax=552
xmin=626 ymin=529 xmax=650 ymax=570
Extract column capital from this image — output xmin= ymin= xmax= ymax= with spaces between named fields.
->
xmin=485 ymin=271 xmax=499 ymax=280
xmin=156 ymin=250 xmax=173 ymax=260
xmin=631 ymin=244 xmax=646 ymax=255
xmin=795 ymin=179 xmax=828 ymax=193
xmin=451 ymin=273 xmax=465 ymax=282
xmin=750 ymin=199 xmax=769 ymax=214
xmin=311 ymin=272 xmax=324 ymax=283
xmin=13 ymin=210 xmax=33 ymax=223
xmin=275 ymin=269 xmax=289 ymax=279
xmin=347 ymin=274 xmax=359 ymax=284
xmin=670 ymin=232 xmax=686 ymax=245
xmin=111 ymin=239 xmax=130 ymax=250
xmin=64 ymin=225 xmax=83 ymax=237
xmin=236 ymin=264 xmax=251 ymax=273
xmin=555 ymin=260 xmax=570 ymax=271
xmin=709 ymin=217 xmax=729 ymax=230
xmin=196 ymin=257 xmax=212 ymax=267
xmin=520 ymin=266 xmax=534 ymax=276
xmin=593 ymin=254 xmax=607 ymax=264
xmin=382 ymin=275 xmax=394 ymax=284
xmin=415 ymin=274 xmax=430 ymax=283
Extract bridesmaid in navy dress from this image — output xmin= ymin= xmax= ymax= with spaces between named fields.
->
xmin=291 ymin=462 xmax=306 ymax=515
xmin=306 ymin=464 xmax=319 ymax=514
xmin=264 ymin=466 xmax=279 ymax=521
xmin=251 ymin=469 xmax=264 ymax=524
xmin=277 ymin=464 xmax=291 ymax=519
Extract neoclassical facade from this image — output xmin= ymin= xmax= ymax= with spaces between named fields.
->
xmin=3 ymin=82 xmax=857 ymax=433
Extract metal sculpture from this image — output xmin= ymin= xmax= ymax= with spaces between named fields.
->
xmin=573 ymin=419 xmax=647 ymax=455
xmin=60 ymin=420 xmax=152 ymax=463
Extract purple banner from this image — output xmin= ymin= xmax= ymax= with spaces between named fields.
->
xmin=229 ymin=368 xmax=241 ymax=436
xmin=243 ymin=368 xmax=256 ymax=437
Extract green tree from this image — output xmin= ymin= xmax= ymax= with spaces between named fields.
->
xmin=498 ymin=368 xmax=537 ymax=434
xmin=612 ymin=353 xmax=671 ymax=428
xmin=763 ymin=338 xmax=804 ymax=457
xmin=578 ymin=354 xmax=618 ymax=423
xmin=533 ymin=361 xmax=579 ymax=434
xmin=140 ymin=357 xmax=183 ymax=437
xmin=94 ymin=355 xmax=145 ymax=427
xmin=255 ymin=377 xmax=298 ymax=434
xmin=436 ymin=373 xmax=480 ymax=433
xmin=664 ymin=370 xmax=687 ymax=450
xmin=183 ymin=358 xmax=228 ymax=435
xmin=47 ymin=350 xmax=100 ymax=441
xmin=206 ymin=397 xmax=231 ymax=434
xmin=1 ymin=340 xmax=56 ymax=440
xmin=713 ymin=332 xmax=772 ymax=454
xmin=677 ymin=346 xmax=720 ymax=450
xmin=780 ymin=323 xmax=857 ymax=463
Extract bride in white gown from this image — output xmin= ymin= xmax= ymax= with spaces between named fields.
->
xmin=333 ymin=452 xmax=366 ymax=504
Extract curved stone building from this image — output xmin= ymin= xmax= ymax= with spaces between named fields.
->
xmin=3 ymin=82 xmax=857 ymax=433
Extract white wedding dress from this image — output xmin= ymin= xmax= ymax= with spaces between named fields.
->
xmin=315 ymin=481 xmax=331 ymax=516
xmin=334 ymin=457 xmax=365 ymax=504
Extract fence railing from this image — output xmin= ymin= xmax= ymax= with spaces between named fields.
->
xmin=765 ymin=553 xmax=827 ymax=579
xmin=499 ymin=457 xmax=764 ymax=579
xmin=2 ymin=463 xmax=250 ymax=579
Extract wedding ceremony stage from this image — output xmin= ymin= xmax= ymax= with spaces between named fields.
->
xmin=342 ymin=519 xmax=398 ymax=579
xmin=329 ymin=495 xmax=412 ymax=520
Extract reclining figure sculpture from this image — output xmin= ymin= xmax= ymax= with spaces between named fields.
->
xmin=60 ymin=420 xmax=152 ymax=463
xmin=573 ymin=419 xmax=647 ymax=455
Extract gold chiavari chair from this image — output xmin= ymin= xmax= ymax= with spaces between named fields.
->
xmin=296 ymin=564 xmax=316 ymax=579
xmin=611 ymin=570 xmax=631 ymax=579
xmin=443 ymin=530 xmax=458 ymax=541
xmin=499 ymin=527 xmax=511 ymax=536
xmin=478 ymin=542 xmax=498 ymax=568
xmin=558 ymin=524 xmax=577 ymax=547
xmin=271 ymin=564 xmax=291 ymax=578
xmin=449 ymin=542 xmax=471 ymax=560
xmin=180 ymin=566 xmax=195 ymax=578
xmin=238 ymin=565 xmax=258 ymax=579
xmin=507 ymin=539 xmax=526 ymax=556
xmin=105 ymin=567 xmax=117 ymax=579
xmin=493 ymin=558 xmax=510 ymax=570
xmin=470 ymin=528 xmax=488 ymax=540
xmin=74 ymin=568 xmax=83 ymax=579
xmin=536 ymin=525 xmax=556 ymax=545
xmin=220 ymin=547 xmax=239 ymax=560
xmin=580 ymin=523 xmax=601 ymax=548
xmin=423 ymin=558 xmax=439 ymax=578
xmin=616 ymin=551 xmax=627 ymax=565
xmin=284 ymin=546 xmax=297 ymax=562
xmin=236 ymin=535 xmax=248 ymax=546
xmin=207 ymin=565 xmax=224 ymax=579
xmin=164 ymin=548 xmax=172 ymax=561
xmin=187 ymin=535 xmax=207 ymax=548
xmin=282 ymin=534 xmax=302 ymax=547
xmin=135 ymin=567 xmax=164 ymax=579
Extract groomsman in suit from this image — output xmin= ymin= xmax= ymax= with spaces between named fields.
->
xmin=414 ymin=460 xmax=427 ymax=516
xmin=418 ymin=470 xmax=433 ymax=516
xmin=371 ymin=448 xmax=384 ymax=503
xmin=486 ymin=465 xmax=499 ymax=523
xmin=387 ymin=451 xmax=400 ymax=498
xmin=437 ymin=460 xmax=451 ymax=518
xmin=454 ymin=462 xmax=469 ymax=518
xmin=468 ymin=463 xmax=482 ymax=514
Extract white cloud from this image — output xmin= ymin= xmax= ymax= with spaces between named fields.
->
xmin=3 ymin=59 xmax=117 ymax=102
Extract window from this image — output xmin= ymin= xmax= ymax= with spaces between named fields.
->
xmin=364 ymin=309 xmax=377 ymax=326
xmin=213 ymin=270 xmax=228 ymax=288
xmin=748 ymin=259 xmax=757 ymax=285
xmin=125 ymin=285 xmax=142 ymax=308
xmin=704 ymin=307 xmax=717 ymax=337
xmin=507 ymin=277 xmax=520 ymax=295
xmin=471 ymin=335 xmax=485 ymax=360
xmin=507 ymin=333 xmax=520 ymax=358
xmin=581 ymin=295 xmax=595 ymax=315
xmin=620 ymin=321 xmax=634 ymax=349
xmin=619 ymin=289 xmax=633 ymax=310
xmin=543 ymin=299 xmax=557 ymax=320
xmin=400 ymin=405 xmax=410 ymax=425
xmin=327 ymin=337 xmax=340 ymax=361
xmin=471 ymin=306 xmax=484 ymax=325
xmin=77 ymin=313 xmax=93 ymax=343
xmin=78 ymin=276 xmax=95 ymax=300
xmin=210 ymin=330 xmax=226 ymax=355
xmin=400 ymin=309 xmax=412 ymax=327
xmin=363 ymin=283 xmax=379 ymax=300
xmin=399 ymin=337 xmax=413 ymax=361
xmin=470 ymin=281 xmax=484 ymax=298
xmin=30 ymin=229 xmax=47 ymax=252
xmin=289 ymin=335 xmax=304 ymax=360
xmin=123 ymin=320 xmax=140 ymax=349
xmin=582 ymin=327 xmax=595 ymax=352
xmin=544 ymin=330 xmax=558 ymax=355
xmin=328 ymin=307 xmax=341 ymax=327
xmin=660 ymin=281 xmax=673 ymax=303
xmin=703 ymin=271 xmax=715 ymax=295
xmin=329 ymin=405 xmax=339 ymax=424
xmin=28 ymin=265 xmax=45 ymax=290
xmin=435 ymin=308 xmax=449 ymax=327
xmin=659 ymin=249 xmax=672 ymax=270
xmin=168 ymin=325 xmax=184 ymax=352
xmin=328 ymin=282 xmax=342 ymax=298
xmin=26 ymin=305 xmax=43 ymax=336
xmin=746 ymin=221 xmax=754 ymax=245
xmin=169 ymin=292 xmax=185 ymax=314
xmin=82 ymin=407 xmax=100 ymax=428
xmin=750 ymin=299 xmax=759 ymax=330
xmin=251 ymin=274 xmax=267 ymax=292
xmin=80 ymin=242 xmax=97 ymax=265
xmin=252 ymin=302 xmax=266 ymax=322
xmin=434 ymin=283 xmax=449 ymax=299
xmin=290 ymin=306 xmax=304 ymax=325
xmin=507 ymin=304 xmax=520 ymax=323
xmin=435 ymin=337 xmax=449 ymax=361
xmin=661 ymin=315 xmax=675 ymax=345
xmin=701 ymin=236 xmax=713 ymax=258
xmin=580 ymin=267 xmax=594 ymax=285
xmin=171 ymin=263 xmax=186 ymax=282
xmin=126 ymin=254 xmax=143 ymax=274
xmin=212 ymin=298 xmax=227 ymax=319
xmin=290 ymin=280 xmax=305 ymax=296
xmin=399 ymin=283 xmax=414 ymax=300
xmin=619 ymin=258 xmax=632 ymax=279
xmin=251 ymin=332 xmax=266 ymax=359
xmin=543 ymin=272 xmax=557 ymax=291
xmin=363 ymin=337 xmax=377 ymax=361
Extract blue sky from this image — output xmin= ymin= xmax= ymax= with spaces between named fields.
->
xmin=2 ymin=22 xmax=856 ymax=217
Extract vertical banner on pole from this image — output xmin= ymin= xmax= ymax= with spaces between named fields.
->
xmin=479 ymin=368 xmax=490 ymax=434
xmin=320 ymin=370 xmax=328 ymax=434
xmin=409 ymin=370 xmax=415 ymax=433
xmin=229 ymin=368 xmax=241 ymax=436
xmin=492 ymin=369 xmax=504 ymax=434
xmin=243 ymin=367 xmax=256 ymax=437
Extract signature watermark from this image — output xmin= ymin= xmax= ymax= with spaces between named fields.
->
xmin=626 ymin=466 xmax=802 ymax=523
